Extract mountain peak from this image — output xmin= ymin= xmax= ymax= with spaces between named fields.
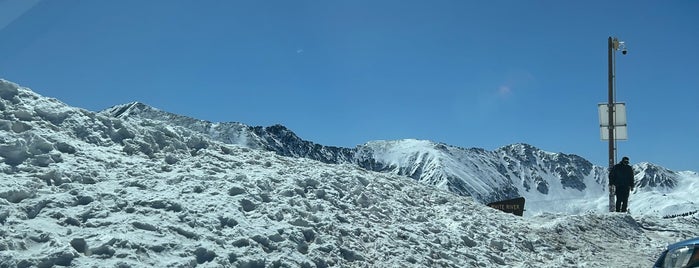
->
xmin=634 ymin=162 xmax=678 ymax=189
xmin=498 ymin=143 xmax=541 ymax=153
xmin=103 ymin=102 xmax=157 ymax=118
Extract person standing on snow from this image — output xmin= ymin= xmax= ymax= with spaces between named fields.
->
xmin=609 ymin=156 xmax=635 ymax=212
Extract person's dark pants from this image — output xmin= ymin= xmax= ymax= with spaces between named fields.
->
xmin=615 ymin=187 xmax=630 ymax=212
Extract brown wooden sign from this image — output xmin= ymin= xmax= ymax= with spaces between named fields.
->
xmin=487 ymin=197 xmax=525 ymax=216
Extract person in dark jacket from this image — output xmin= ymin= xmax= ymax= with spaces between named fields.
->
xmin=609 ymin=156 xmax=635 ymax=212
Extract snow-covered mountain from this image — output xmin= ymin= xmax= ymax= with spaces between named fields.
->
xmin=2 ymin=79 xmax=699 ymax=267
xmin=101 ymin=102 xmax=355 ymax=164
xmin=100 ymin=100 xmax=698 ymax=217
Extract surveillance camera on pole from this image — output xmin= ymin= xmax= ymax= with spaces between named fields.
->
xmin=614 ymin=39 xmax=628 ymax=55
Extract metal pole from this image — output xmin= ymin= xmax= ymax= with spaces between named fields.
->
xmin=607 ymin=36 xmax=616 ymax=212
xmin=608 ymin=37 xmax=615 ymax=168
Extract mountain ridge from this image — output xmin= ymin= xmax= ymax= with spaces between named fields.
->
xmin=98 ymin=99 xmax=692 ymax=214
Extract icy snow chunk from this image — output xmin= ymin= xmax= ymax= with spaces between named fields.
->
xmin=27 ymin=135 xmax=53 ymax=155
xmin=110 ymin=127 xmax=135 ymax=143
xmin=239 ymin=199 xmax=257 ymax=212
xmin=355 ymin=192 xmax=373 ymax=208
xmin=194 ymin=247 xmax=216 ymax=264
xmin=90 ymin=245 xmax=116 ymax=257
xmin=54 ymin=142 xmax=76 ymax=154
xmin=232 ymin=238 xmax=250 ymax=247
xmin=297 ymin=178 xmax=320 ymax=189
xmin=301 ymin=229 xmax=316 ymax=243
xmin=31 ymin=155 xmax=54 ymax=167
xmin=169 ymin=226 xmax=199 ymax=240
xmin=279 ymin=189 xmax=295 ymax=197
xmin=237 ymin=259 xmax=265 ymax=268
xmin=228 ymin=186 xmax=246 ymax=196
xmin=186 ymin=136 xmax=208 ymax=151
xmin=74 ymin=196 xmax=94 ymax=206
xmin=0 ymin=210 xmax=8 ymax=224
xmin=490 ymin=239 xmax=505 ymax=251
xmin=132 ymin=221 xmax=159 ymax=232
xmin=461 ymin=235 xmax=478 ymax=247
xmin=314 ymin=189 xmax=326 ymax=199
xmin=0 ymin=189 xmax=34 ymax=203
xmin=312 ymin=258 xmax=329 ymax=268
xmin=13 ymin=110 xmax=34 ymax=121
xmin=296 ymin=241 xmax=309 ymax=254
xmin=34 ymin=108 xmax=69 ymax=125
xmin=63 ymin=217 xmax=81 ymax=227
xmin=11 ymin=121 xmax=31 ymax=133
xmin=0 ymin=139 xmax=30 ymax=166
xmin=36 ymin=251 xmax=77 ymax=267
xmin=164 ymin=154 xmax=179 ymax=165
xmin=0 ymin=80 xmax=19 ymax=100
xmin=259 ymin=193 xmax=272 ymax=203
xmin=488 ymin=254 xmax=506 ymax=265
xmin=356 ymin=176 xmax=370 ymax=187
xmin=24 ymin=200 xmax=50 ymax=219
xmin=0 ymin=119 xmax=10 ymax=131
xmin=251 ymin=235 xmax=276 ymax=252
xmin=289 ymin=218 xmax=311 ymax=227
xmin=70 ymin=238 xmax=87 ymax=253
xmin=36 ymin=170 xmax=65 ymax=186
xmin=268 ymin=233 xmax=284 ymax=243
xmin=220 ymin=145 xmax=234 ymax=155
xmin=339 ymin=248 xmax=365 ymax=262
xmin=218 ymin=216 xmax=238 ymax=228
xmin=136 ymin=199 xmax=183 ymax=212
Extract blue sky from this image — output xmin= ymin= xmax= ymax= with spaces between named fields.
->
xmin=1 ymin=1 xmax=697 ymax=171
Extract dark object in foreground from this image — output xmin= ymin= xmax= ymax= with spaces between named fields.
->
xmin=653 ymin=237 xmax=699 ymax=268
xmin=487 ymin=197 xmax=525 ymax=216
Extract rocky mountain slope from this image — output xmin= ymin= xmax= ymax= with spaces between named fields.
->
xmin=100 ymin=100 xmax=692 ymax=216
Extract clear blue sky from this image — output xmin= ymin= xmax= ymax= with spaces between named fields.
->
xmin=1 ymin=1 xmax=697 ymax=171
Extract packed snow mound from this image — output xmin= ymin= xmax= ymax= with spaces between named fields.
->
xmin=2 ymin=78 xmax=699 ymax=267
xmin=4 ymin=143 xmax=697 ymax=267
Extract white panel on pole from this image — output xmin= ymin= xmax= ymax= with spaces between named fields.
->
xmin=598 ymin=102 xmax=628 ymax=140
xmin=600 ymin=125 xmax=628 ymax=140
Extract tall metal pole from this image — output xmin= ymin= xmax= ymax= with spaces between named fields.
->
xmin=607 ymin=36 xmax=616 ymax=212
xmin=608 ymin=37 xmax=616 ymax=168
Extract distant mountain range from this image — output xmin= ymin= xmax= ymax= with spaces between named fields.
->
xmin=99 ymin=101 xmax=695 ymax=216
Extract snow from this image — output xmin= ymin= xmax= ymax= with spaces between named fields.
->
xmin=1 ymin=78 xmax=698 ymax=267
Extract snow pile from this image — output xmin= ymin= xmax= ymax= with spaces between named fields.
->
xmin=1 ymin=79 xmax=698 ymax=267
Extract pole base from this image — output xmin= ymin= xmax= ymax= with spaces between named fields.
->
xmin=608 ymin=185 xmax=616 ymax=212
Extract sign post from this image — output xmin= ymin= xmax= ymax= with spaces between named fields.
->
xmin=487 ymin=197 xmax=525 ymax=216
